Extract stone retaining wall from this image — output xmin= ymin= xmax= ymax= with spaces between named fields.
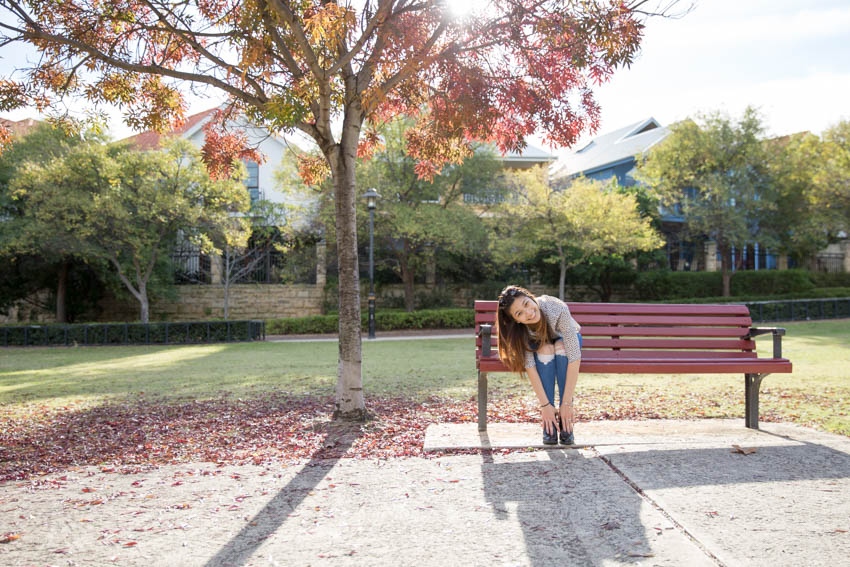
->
xmin=96 ymin=284 xmax=324 ymax=322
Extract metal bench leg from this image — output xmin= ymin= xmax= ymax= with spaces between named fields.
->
xmin=478 ymin=371 xmax=488 ymax=431
xmin=745 ymin=373 xmax=768 ymax=429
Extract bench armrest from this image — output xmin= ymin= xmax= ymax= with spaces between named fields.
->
xmin=747 ymin=327 xmax=786 ymax=358
xmin=478 ymin=324 xmax=492 ymax=357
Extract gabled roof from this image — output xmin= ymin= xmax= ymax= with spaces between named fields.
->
xmin=553 ymin=118 xmax=670 ymax=179
xmin=118 ymin=108 xmax=219 ymax=150
xmin=0 ymin=117 xmax=43 ymax=137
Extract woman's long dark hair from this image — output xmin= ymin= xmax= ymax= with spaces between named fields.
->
xmin=496 ymin=285 xmax=554 ymax=373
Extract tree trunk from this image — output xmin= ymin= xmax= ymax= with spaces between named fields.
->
xmin=223 ymin=281 xmax=230 ymax=320
xmin=559 ymin=256 xmax=567 ymax=301
xmin=223 ymin=247 xmax=231 ymax=320
xmin=56 ymin=260 xmax=69 ymax=323
xmin=720 ymin=244 xmax=732 ymax=297
xmin=329 ymin=129 xmax=365 ymax=421
xmin=401 ymin=239 xmax=415 ymax=312
xmin=138 ymin=281 xmax=149 ymax=323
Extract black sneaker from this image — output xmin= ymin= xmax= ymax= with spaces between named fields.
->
xmin=543 ymin=427 xmax=558 ymax=445
xmin=559 ymin=429 xmax=575 ymax=445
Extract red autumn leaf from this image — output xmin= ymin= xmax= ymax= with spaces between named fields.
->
xmin=124 ymin=541 xmax=138 ymax=547
xmin=731 ymin=445 xmax=758 ymax=455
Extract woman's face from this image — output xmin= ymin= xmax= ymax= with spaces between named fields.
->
xmin=507 ymin=294 xmax=541 ymax=325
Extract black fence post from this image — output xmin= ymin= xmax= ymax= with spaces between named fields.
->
xmin=165 ymin=322 xmax=170 ymax=345
xmin=24 ymin=326 xmax=28 ymax=347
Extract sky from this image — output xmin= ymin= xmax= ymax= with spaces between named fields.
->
xmin=1 ymin=0 xmax=848 ymax=163
xmin=531 ymin=0 xmax=850 ymax=161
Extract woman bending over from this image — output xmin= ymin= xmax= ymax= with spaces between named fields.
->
xmin=497 ymin=285 xmax=582 ymax=445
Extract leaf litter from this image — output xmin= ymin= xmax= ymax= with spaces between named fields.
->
xmin=0 ymin=388 xmax=833 ymax=481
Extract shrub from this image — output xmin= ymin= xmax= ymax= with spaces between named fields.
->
xmin=634 ymin=269 xmax=827 ymax=300
xmin=634 ymin=271 xmax=722 ymax=300
xmin=266 ymin=308 xmax=474 ymax=335
xmin=0 ymin=321 xmax=264 ymax=347
xmin=729 ymin=269 xmax=814 ymax=296
xmin=810 ymin=272 xmax=850 ymax=288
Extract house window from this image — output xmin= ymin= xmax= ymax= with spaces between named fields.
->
xmin=244 ymin=160 xmax=260 ymax=203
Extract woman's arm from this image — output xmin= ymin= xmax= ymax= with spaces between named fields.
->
xmin=525 ymin=365 xmax=559 ymax=434
xmin=559 ymin=359 xmax=581 ymax=432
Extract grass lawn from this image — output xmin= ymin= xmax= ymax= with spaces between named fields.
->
xmin=1 ymin=319 xmax=849 ymax=433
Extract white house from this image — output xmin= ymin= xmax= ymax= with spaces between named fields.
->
xmin=120 ymin=107 xmax=315 ymax=214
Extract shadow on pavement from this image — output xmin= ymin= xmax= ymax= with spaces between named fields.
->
xmin=202 ymin=426 xmax=362 ymax=567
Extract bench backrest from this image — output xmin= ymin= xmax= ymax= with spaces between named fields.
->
xmin=475 ymin=300 xmax=755 ymax=364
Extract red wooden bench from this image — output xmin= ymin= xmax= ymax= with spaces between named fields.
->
xmin=475 ymin=301 xmax=792 ymax=431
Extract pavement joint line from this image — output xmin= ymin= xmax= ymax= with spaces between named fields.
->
xmin=588 ymin=446 xmax=727 ymax=567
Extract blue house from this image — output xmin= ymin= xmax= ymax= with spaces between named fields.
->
xmin=552 ymin=118 xmax=786 ymax=272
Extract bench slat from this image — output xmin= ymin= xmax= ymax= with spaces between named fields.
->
xmin=475 ymin=300 xmax=751 ymax=316
xmin=478 ymin=357 xmax=791 ymax=374
xmin=574 ymin=314 xmax=752 ymax=326
xmin=477 ymin=350 xmax=759 ymax=361
xmin=475 ymin=337 xmax=755 ymax=350
xmin=581 ymin=338 xmax=756 ymax=350
xmin=577 ymin=326 xmax=750 ymax=338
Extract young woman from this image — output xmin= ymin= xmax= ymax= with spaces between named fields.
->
xmin=496 ymin=285 xmax=582 ymax=445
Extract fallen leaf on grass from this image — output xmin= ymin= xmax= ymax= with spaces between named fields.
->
xmin=1 ymin=533 xmax=20 ymax=543
xmin=731 ymin=445 xmax=757 ymax=455
xmin=833 ymin=529 xmax=848 ymax=533
xmin=628 ymin=552 xmax=655 ymax=558
xmin=124 ymin=541 xmax=138 ymax=547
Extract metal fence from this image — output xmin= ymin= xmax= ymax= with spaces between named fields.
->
xmin=173 ymin=249 xmax=212 ymax=284
xmin=815 ymin=254 xmax=845 ymax=273
xmin=745 ymin=297 xmax=850 ymax=323
xmin=2 ymin=320 xmax=265 ymax=347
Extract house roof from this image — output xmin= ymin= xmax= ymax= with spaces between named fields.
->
xmin=499 ymin=143 xmax=557 ymax=163
xmin=118 ymin=108 xmax=219 ymax=150
xmin=0 ymin=117 xmax=43 ymax=137
xmin=552 ymin=118 xmax=670 ymax=179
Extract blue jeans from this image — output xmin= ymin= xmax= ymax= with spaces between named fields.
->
xmin=533 ymin=333 xmax=582 ymax=408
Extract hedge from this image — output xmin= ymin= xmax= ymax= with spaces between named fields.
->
xmin=654 ymin=287 xmax=850 ymax=304
xmin=1 ymin=320 xmax=265 ymax=347
xmin=266 ymin=308 xmax=474 ymax=335
xmin=634 ymin=269 xmax=818 ymax=300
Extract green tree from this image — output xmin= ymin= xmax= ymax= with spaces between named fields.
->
xmin=493 ymin=170 xmax=663 ymax=299
xmin=0 ymin=123 xmax=103 ymax=322
xmin=764 ymin=132 xmax=830 ymax=266
xmin=11 ymin=139 xmax=250 ymax=322
xmin=638 ymin=107 xmax=775 ymax=296
xmin=356 ymin=118 xmax=500 ymax=311
xmin=811 ymin=120 xmax=850 ymax=237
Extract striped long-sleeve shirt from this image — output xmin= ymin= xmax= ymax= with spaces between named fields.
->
xmin=523 ymin=295 xmax=582 ymax=369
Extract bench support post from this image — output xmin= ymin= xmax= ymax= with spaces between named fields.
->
xmin=745 ymin=373 xmax=768 ymax=429
xmin=478 ymin=371 xmax=488 ymax=431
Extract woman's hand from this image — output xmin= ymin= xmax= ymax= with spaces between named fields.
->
xmin=541 ymin=403 xmax=559 ymax=435
xmin=559 ymin=402 xmax=575 ymax=433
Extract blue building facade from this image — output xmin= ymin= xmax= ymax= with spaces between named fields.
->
xmin=553 ymin=118 xmax=784 ymax=272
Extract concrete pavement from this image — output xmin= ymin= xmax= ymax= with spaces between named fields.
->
xmin=2 ymin=419 xmax=849 ymax=566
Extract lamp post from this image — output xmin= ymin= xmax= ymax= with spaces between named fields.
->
xmin=363 ymin=188 xmax=380 ymax=339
